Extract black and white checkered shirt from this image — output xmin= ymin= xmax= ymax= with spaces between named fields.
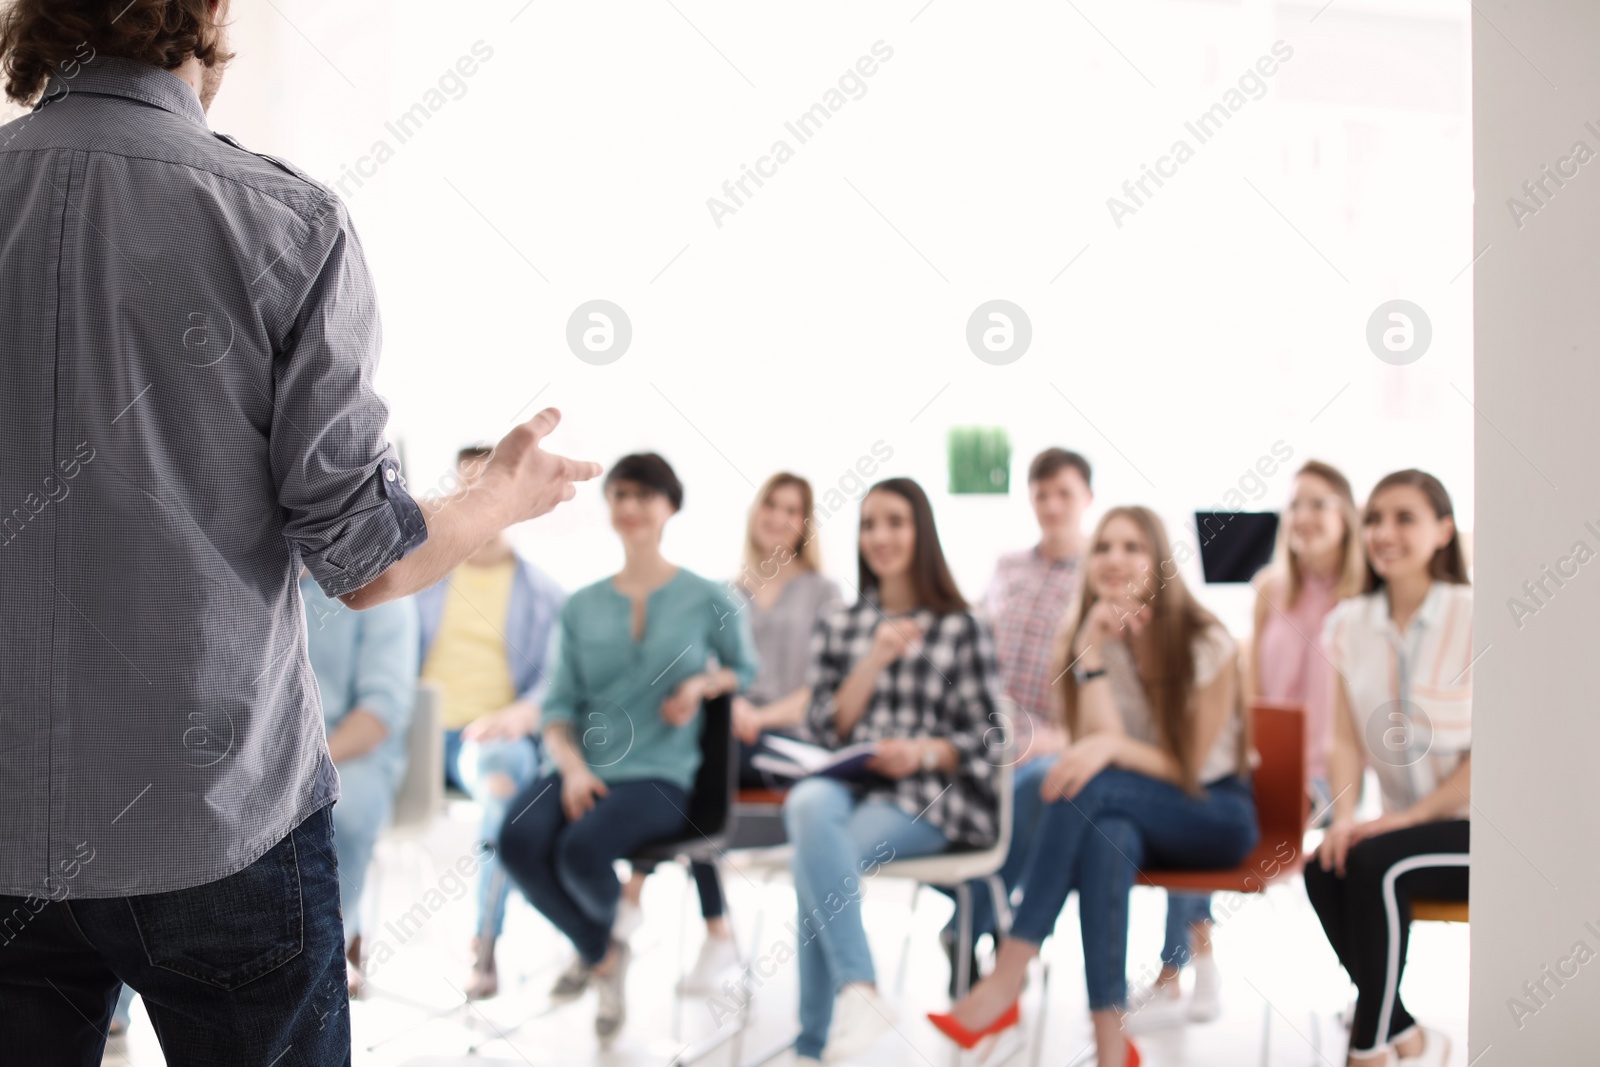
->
xmin=0 ymin=59 xmax=426 ymax=897
xmin=805 ymin=595 xmax=1003 ymax=848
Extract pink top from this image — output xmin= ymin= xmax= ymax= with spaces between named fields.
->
xmin=1255 ymin=571 xmax=1340 ymax=782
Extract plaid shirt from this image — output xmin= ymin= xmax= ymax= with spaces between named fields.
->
xmin=804 ymin=596 xmax=1003 ymax=848
xmin=982 ymin=547 xmax=1081 ymax=752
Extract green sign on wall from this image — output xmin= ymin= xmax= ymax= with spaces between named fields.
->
xmin=949 ymin=427 xmax=1011 ymax=494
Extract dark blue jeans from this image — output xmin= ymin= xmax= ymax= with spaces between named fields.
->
xmin=0 ymin=803 xmax=349 ymax=1066
xmin=498 ymin=774 xmax=690 ymax=964
xmin=1010 ymin=768 xmax=1257 ymax=1011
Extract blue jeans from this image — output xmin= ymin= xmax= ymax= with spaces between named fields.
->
xmin=498 ymin=774 xmax=691 ymax=964
xmin=938 ymin=754 xmax=1057 ymax=939
xmin=1162 ymin=893 xmax=1212 ymax=967
xmin=0 ymin=803 xmax=349 ymax=1066
xmin=444 ymin=729 xmax=539 ymax=940
xmin=783 ymin=778 xmax=950 ymax=1060
xmin=1010 ymin=769 xmax=1257 ymax=1011
xmin=331 ymin=754 xmax=398 ymax=942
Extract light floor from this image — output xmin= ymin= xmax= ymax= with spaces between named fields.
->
xmin=103 ymin=802 xmax=1469 ymax=1067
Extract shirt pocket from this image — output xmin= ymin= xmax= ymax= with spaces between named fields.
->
xmin=127 ymin=825 xmax=303 ymax=990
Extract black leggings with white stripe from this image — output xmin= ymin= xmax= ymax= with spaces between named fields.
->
xmin=1303 ymin=819 xmax=1469 ymax=1054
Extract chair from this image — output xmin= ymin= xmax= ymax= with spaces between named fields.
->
xmin=875 ymin=733 xmax=1017 ymax=1067
xmin=1020 ymin=704 xmax=1307 ymax=1067
xmin=626 ymin=694 xmax=744 ymax=1064
xmin=881 ymin=754 xmax=1017 ymax=997
xmin=1135 ymin=702 xmax=1308 ymax=895
xmin=389 ymin=683 xmax=445 ymax=833
xmin=1411 ymin=899 xmax=1469 ymax=923
xmin=1123 ymin=702 xmax=1309 ymax=1067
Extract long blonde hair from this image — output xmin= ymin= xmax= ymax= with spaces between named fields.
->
xmin=1052 ymin=506 xmax=1247 ymax=793
xmin=1267 ymin=460 xmax=1365 ymax=605
xmin=738 ymin=473 xmax=823 ymax=588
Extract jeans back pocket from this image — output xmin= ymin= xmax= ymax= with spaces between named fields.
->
xmin=127 ymin=829 xmax=303 ymax=990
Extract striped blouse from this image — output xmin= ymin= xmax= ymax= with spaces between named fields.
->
xmin=1322 ymin=581 xmax=1474 ymax=816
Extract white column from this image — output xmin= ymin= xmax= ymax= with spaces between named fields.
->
xmin=1472 ymin=1 xmax=1600 ymax=1059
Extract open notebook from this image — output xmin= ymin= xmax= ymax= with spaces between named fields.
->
xmin=748 ymin=734 xmax=881 ymax=782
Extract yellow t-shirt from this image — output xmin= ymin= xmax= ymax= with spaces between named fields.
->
xmin=423 ymin=558 xmax=519 ymax=730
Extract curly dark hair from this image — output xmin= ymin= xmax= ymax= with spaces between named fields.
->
xmin=1 ymin=0 xmax=233 ymax=104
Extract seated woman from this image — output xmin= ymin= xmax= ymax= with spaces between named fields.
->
xmin=495 ymin=453 xmax=758 ymax=1043
xmin=623 ymin=472 xmax=843 ymax=996
xmin=785 ymin=477 xmax=1002 ymax=1065
xmin=1306 ymin=469 xmax=1471 ymax=1067
xmin=932 ymin=506 xmax=1258 ymax=1067
xmin=1137 ymin=459 xmax=1365 ymax=1028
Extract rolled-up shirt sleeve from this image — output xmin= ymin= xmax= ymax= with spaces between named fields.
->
xmin=273 ymin=194 xmax=427 ymax=599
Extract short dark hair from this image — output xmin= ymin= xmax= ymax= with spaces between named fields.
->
xmin=456 ymin=444 xmax=494 ymax=465
xmin=1028 ymin=447 xmax=1092 ymax=489
xmin=604 ymin=453 xmax=683 ymax=510
xmin=1 ymin=0 xmax=234 ymax=105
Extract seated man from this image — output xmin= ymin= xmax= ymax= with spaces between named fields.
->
xmin=298 ymin=570 xmax=420 ymax=997
xmin=418 ymin=444 xmax=565 ymax=998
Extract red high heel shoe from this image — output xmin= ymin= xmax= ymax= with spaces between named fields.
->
xmin=926 ymin=1001 xmax=1021 ymax=1048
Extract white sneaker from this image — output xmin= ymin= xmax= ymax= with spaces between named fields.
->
xmin=1396 ymin=1026 xmax=1450 ymax=1067
xmin=677 ymin=934 xmax=741 ymax=995
xmin=1187 ymin=955 xmax=1221 ymax=1023
xmin=594 ymin=940 xmax=631 ymax=1043
xmin=612 ymin=899 xmax=643 ymax=941
xmin=823 ymin=983 xmax=896 ymax=1063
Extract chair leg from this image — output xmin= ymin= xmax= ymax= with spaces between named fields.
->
xmin=893 ymin=882 xmax=923 ymax=999
xmin=1028 ymin=955 xmax=1050 ymax=1067
xmin=672 ymin=859 xmax=692 ymax=1042
xmin=986 ymin=873 xmax=1012 ymax=938
xmin=1259 ymin=997 xmax=1272 ymax=1067
xmin=950 ymin=882 xmax=974 ymax=1067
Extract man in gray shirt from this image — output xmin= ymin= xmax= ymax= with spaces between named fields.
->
xmin=0 ymin=2 xmax=599 ymax=1063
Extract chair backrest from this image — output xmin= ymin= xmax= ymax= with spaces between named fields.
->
xmin=683 ymin=693 xmax=737 ymax=843
xmin=1248 ymin=701 xmax=1307 ymax=845
xmin=389 ymin=683 xmax=444 ymax=833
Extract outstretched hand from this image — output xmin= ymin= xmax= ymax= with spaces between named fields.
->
xmin=484 ymin=408 xmax=604 ymax=524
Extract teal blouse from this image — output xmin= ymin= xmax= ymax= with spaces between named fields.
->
xmin=539 ymin=568 xmax=759 ymax=791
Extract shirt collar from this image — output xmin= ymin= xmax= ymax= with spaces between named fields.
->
xmin=1371 ymin=580 xmax=1449 ymax=635
xmin=36 ymin=56 xmax=209 ymax=129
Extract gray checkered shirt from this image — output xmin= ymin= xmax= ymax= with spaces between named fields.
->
xmin=805 ymin=596 xmax=1003 ymax=848
xmin=0 ymin=58 xmax=427 ymax=898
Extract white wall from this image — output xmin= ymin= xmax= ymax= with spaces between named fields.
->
xmin=1471 ymin=0 xmax=1600 ymax=1059
xmin=198 ymin=0 xmax=1474 ymax=640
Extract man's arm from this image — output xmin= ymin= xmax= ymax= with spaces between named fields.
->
xmin=340 ymin=409 xmax=601 ymax=610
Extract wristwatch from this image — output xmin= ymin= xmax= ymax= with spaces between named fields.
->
xmin=920 ymin=741 xmax=940 ymax=773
